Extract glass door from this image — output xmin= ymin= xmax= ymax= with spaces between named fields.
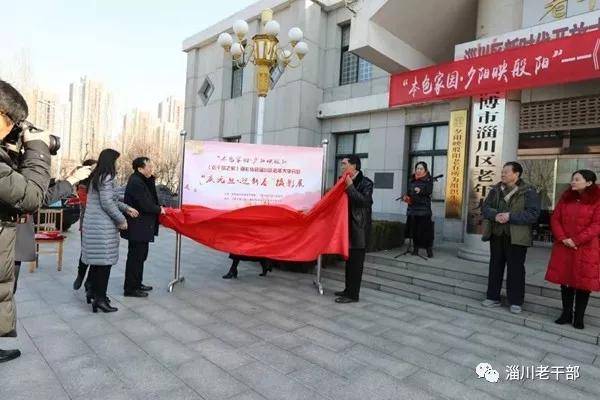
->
xmin=519 ymin=155 xmax=600 ymax=244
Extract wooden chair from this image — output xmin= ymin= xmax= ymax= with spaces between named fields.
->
xmin=30 ymin=208 xmax=65 ymax=272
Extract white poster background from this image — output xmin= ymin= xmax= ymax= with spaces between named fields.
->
xmin=182 ymin=141 xmax=324 ymax=211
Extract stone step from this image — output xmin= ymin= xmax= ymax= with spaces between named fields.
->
xmin=359 ymin=262 xmax=600 ymax=323
xmin=322 ymin=267 xmax=600 ymax=345
xmin=365 ymin=252 xmax=600 ymax=308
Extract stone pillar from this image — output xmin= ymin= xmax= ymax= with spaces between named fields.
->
xmin=457 ymin=0 xmax=523 ymax=262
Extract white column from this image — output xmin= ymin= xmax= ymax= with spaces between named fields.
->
xmin=256 ymin=96 xmax=265 ymax=145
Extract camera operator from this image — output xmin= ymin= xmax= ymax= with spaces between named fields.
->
xmin=0 ymin=80 xmax=52 ymax=364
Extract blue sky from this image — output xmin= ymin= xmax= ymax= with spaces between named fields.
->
xmin=1 ymin=0 xmax=256 ymax=113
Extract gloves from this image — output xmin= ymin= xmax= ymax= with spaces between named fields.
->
xmin=66 ymin=166 xmax=93 ymax=185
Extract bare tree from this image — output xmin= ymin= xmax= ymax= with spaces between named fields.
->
xmin=115 ymin=135 xmax=181 ymax=194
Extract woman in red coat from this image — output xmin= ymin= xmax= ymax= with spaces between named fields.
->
xmin=545 ymin=169 xmax=600 ymax=329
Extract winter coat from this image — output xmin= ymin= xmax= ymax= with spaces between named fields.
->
xmin=481 ymin=180 xmax=541 ymax=247
xmin=121 ymin=172 xmax=160 ymax=243
xmin=81 ymin=176 xmax=130 ymax=266
xmin=0 ymin=141 xmax=51 ymax=336
xmin=77 ymin=179 xmax=90 ymax=229
xmin=347 ymin=171 xmax=374 ymax=249
xmin=15 ymin=179 xmax=74 ymax=262
xmin=545 ymin=185 xmax=600 ymax=292
xmin=406 ymin=174 xmax=433 ymax=216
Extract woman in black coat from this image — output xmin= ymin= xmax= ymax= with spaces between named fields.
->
xmin=404 ymin=161 xmax=434 ymax=257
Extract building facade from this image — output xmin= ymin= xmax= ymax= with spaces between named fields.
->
xmin=182 ymin=0 xmax=600 ymax=260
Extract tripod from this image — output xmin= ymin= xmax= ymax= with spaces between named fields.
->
xmin=394 ymin=235 xmax=428 ymax=260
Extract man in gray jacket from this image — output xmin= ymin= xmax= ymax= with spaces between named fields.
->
xmin=0 ymin=80 xmax=51 ymax=363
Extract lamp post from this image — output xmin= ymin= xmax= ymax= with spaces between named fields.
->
xmin=218 ymin=9 xmax=308 ymax=145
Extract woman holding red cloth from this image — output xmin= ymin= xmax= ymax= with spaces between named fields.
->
xmin=404 ymin=162 xmax=434 ymax=258
xmin=546 ymin=169 xmax=600 ymax=330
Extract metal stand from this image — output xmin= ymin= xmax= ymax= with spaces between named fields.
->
xmin=313 ymin=139 xmax=329 ymax=295
xmin=168 ymin=130 xmax=188 ymax=293
xmin=394 ymin=237 xmax=428 ymax=261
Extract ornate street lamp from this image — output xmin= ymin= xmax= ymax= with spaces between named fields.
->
xmin=218 ymin=9 xmax=308 ymax=144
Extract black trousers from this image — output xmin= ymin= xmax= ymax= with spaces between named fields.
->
xmin=344 ymin=248 xmax=366 ymax=300
xmin=487 ymin=235 xmax=528 ymax=306
xmin=406 ymin=215 xmax=434 ymax=249
xmin=78 ymin=256 xmax=92 ymax=290
xmin=89 ymin=265 xmax=112 ymax=300
xmin=124 ymin=241 xmax=149 ymax=292
xmin=13 ymin=261 xmax=21 ymax=294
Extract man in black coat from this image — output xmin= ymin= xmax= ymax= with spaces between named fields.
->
xmin=122 ymin=157 xmax=164 ymax=297
xmin=335 ymin=155 xmax=373 ymax=303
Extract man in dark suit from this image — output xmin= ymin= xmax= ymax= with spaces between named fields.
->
xmin=122 ymin=157 xmax=165 ymax=297
xmin=335 ymin=155 xmax=373 ymax=303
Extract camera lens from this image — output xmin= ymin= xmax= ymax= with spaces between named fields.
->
xmin=49 ymin=135 xmax=60 ymax=156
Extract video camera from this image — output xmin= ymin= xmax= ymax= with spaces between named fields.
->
xmin=2 ymin=120 xmax=60 ymax=156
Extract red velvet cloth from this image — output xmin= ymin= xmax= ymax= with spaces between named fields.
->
xmin=160 ymin=177 xmax=349 ymax=262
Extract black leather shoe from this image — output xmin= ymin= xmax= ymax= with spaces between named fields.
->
xmin=139 ymin=284 xmax=153 ymax=291
xmin=92 ymin=298 xmax=118 ymax=313
xmin=0 ymin=349 xmax=21 ymax=363
xmin=124 ymin=290 xmax=149 ymax=298
xmin=334 ymin=290 xmax=347 ymax=297
xmin=426 ymin=248 xmax=433 ymax=258
xmin=335 ymin=296 xmax=358 ymax=303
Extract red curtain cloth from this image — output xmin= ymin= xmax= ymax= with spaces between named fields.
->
xmin=160 ymin=177 xmax=349 ymax=261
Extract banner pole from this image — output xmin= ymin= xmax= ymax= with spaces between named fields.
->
xmin=314 ymin=139 xmax=329 ymax=295
xmin=168 ymin=129 xmax=188 ymax=293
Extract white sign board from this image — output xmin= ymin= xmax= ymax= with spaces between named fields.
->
xmin=182 ymin=141 xmax=324 ymax=211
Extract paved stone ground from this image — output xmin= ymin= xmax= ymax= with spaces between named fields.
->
xmin=2 ymin=229 xmax=600 ymax=400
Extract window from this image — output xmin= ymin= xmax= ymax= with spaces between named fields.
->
xmin=231 ymin=63 xmax=243 ymax=99
xmin=335 ymin=131 xmax=369 ymax=178
xmin=408 ymin=124 xmax=448 ymax=201
xmin=339 ymin=25 xmax=373 ymax=86
xmin=198 ymin=77 xmax=214 ymax=105
xmin=223 ymin=136 xmax=241 ymax=143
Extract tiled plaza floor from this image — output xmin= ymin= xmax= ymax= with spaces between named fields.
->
xmin=1 ymin=229 xmax=599 ymax=400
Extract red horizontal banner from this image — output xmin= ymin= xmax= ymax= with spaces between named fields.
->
xmin=389 ymin=29 xmax=600 ymax=107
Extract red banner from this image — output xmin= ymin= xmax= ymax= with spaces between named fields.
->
xmin=160 ymin=176 xmax=349 ymax=262
xmin=389 ymin=29 xmax=600 ymax=107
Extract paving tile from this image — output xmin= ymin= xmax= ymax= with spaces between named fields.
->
xmin=244 ymin=342 xmax=312 ymax=374
xmin=202 ymin=321 xmax=263 ymax=348
xmin=342 ymin=344 xmax=419 ymax=379
xmin=35 ymin=332 xmax=92 ymax=363
xmin=159 ymin=317 xmax=212 ymax=343
xmin=293 ymin=326 xmax=353 ymax=352
xmin=189 ymin=337 xmax=254 ymax=370
xmin=404 ymin=370 xmax=500 ymax=400
xmin=51 ymin=354 xmax=126 ymax=398
xmin=85 ymin=332 xmax=148 ymax=362
xmin=141 ymin=335 xmax=197 ymax=368
xmin=231 ymin=361 xmax=325 ymax=400
xmin=175 ymin=358 xmax=248 ymax=400
xmin=112 ymin=355 xmax=183 ymax=395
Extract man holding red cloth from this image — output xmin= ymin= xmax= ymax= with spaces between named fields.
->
xmin=335 ymin=155 xmax=373 ymax=304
